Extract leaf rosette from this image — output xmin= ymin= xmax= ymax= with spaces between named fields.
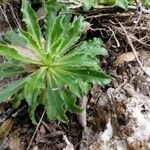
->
xmin=0 ymin=0 xmax=111 ymax=123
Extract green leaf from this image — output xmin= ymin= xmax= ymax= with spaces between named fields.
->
xmin=0 ymin=78 xmax=27 ymax=103
xmin=60 ymin=90 xmax=82 ymax=113
xmin=12 ymin=91 xmax=24 ymax=108
xmin=21 ymin=0 xmax=42 ymax=46
xmin=0 ymin=61 xmax=24 ymax=79
xmin=59 ymin=54 xmax=100 ymax=70
xmin=44 ymin=2 xmax=84 ymax=57
xmin=83 ymin=0 xmax=93 ymax=11
xmin=52 ymin=71 xmax=81 ymax=97
xmin=20 ymin=30 xmax=46 ymax=62
xmin=4 ymin=31 xmax=26 ymax=46
xmin=141 ymin=0 xmax=150 ymax=5
xmin=79 ymin=81 xmax=91 ymax=94
xmin=25 ymin=68 xmax=46 ymax=124
xmin=53 ymin=16 xmax=83 ymax=56
xmin=44 ymin=1 xmax=63 ymax=52
xmin=43 ymin=73 xmax=68 ymax=123
xmin=115 ymin=0 xmax=128 ymax=10
xmin=0 ymin=44 xmax=41 ymax=65
xmin=0 ymin=70 xmax=23 ymax=80
xmin=64 ymin=38 xmax=108 ymax=58
xmin=61 ymin=68 xmax=111 ymax=85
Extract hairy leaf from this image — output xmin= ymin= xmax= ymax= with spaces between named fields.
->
xmin=53 ymin=17 xmax=83 ymax=57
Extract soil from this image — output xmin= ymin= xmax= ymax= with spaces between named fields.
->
xmin=0 ymin=1 xmax=150 ymax=150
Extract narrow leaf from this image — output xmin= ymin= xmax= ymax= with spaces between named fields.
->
xmin=12 ymin=91 xmax=24 ymax=108
xmin=43 ymin=73 xmax=68 ymax=123
xmin=59 ymin=54 xmax=100 ymax=70
xmin=0 ymin=44 xmax=41 ymax=65
xmin=20 ymin=30 xmax=46 ymax=61
xmin=0 ymin=70 xmax=23 ymax=79
xmin=4 ymin=31 xmax=26 ymax=46
xmin=61 ymin=68 xmax=111 ymax=85
xmin=25 ymin=68 xmax=46 ymax=124
xmin=0 ymin=61 xmax=24 ymax=79
xmin=21 ymin=0 xmax=41 ymax=46
xmin=60 ymin=90 xmax=82 ymax=113
xmin=44 ymin=1 xmax=62 ymax=52
xmin=63 ymin=38 xmax=108 ymax=59
xmin=54 ymin=17 xmax=83 ymax=56
xmin=0 ymin=78 xmax=27 ymax=103
xmin=52 ymin=71 xmax=81 ymax=97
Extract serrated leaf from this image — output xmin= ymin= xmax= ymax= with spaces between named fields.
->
xmin=79 ymin=81 xmax=91 ymax=94
xmin=62 ymin=68 xmax=111 ymax=85
xmin=21 ymin=0 xmax=41 ymax=46
xmin=59 ymin=54 xmax=100 ymax=70
xmin=0 ymin=61 xmax=24 ymax=79
xmin=44 ymin=1 xmax=84 ymax=57
xmin=83 ymin=0 xmax=93 ymax=11
xmin=60 ymin=90 xmax=82 ymax=113
xmin=52 ymin=71 xmax=81 ymax=97
xmin=4 ymin=31 xmax=26 ymax=46
xmin=43 ymin=73 xmax=68 ymax=123
xmin=25 ymin=68 xmax=46 ymax=124
xmin=44 ymin=1 xmax=63 ymax=52
xmin=0 ymin=78 xmax=27 ymax=103
xmin=0 ymin=44 xmax=41 ymax=65
xmin=67 ymin=38 xmax=108 ymax=58
xmin=12 ymin=91 xmax=24 ymax=108
xmin=20 ymin=30 xmax=46 ymax=61
xmin=54 ymin=16 xmax=83 ymax=56
xmin=0 ymin=70 xmax=23 ymax=80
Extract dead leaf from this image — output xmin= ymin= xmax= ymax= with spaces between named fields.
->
xmin=9 ymin=138 xmax=21 ymax=150
xmin=83 ymin=21 xmax=91 ymax=34
xmin=0 ymin=118 xmax=14 ymax=138
xmin=37 ymin=8 xmax=44 ymax=19
xmin=39 ymin=125 xmax=46 ymax=135
xmin=115 ymin=52 xmax=138 ymax=66
xmin=23 ymin=64 xmax=38 ymax=73
xmin=9 ymin=45 xmax=38 ymax=60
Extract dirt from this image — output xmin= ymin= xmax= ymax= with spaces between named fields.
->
xmin=0 ymin=2 xmax=150 ymax=150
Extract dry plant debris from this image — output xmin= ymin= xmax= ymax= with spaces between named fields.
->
xmin=0 ymin=1 xmax=150 ymax=150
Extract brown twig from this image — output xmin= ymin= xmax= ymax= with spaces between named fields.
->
xmin=27 ymin=111 xmax=45 ymax=150
xmin=119 ymin=22 xmax=150 ymax=78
